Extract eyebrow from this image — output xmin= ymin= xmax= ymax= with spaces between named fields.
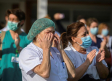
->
xmin=46 ymin=30 xmax=55 ymax=32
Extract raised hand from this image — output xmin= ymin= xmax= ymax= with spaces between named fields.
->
xmin=86 ymin=49 xmax=96 ymax=65
xmin=96 ymin=49 xmax=105 ymax=63
xmin=100 ymin=37 xmax=107 ymax=50
xmin=14 ymin=33 xmax=20 ymax=48
xmin=38 ymin=33 xmax=54 ymax=50
xmin=53 ymin=34 xmax=63 ymax=51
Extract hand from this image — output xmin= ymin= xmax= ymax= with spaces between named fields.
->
xmin=100 ymin=37 xmax=107 ymax=50
xmin=38 ymin=33 xmax=54 ymax=50
xmin=53 ymin=34 xmax=63 ymax=51
xmin=96 ymin=49 xmax=105 ymax=63
xmin=86 ymin=49 xmax=96 ymax=65
xmin=14 ymin=33 xmax=20 ymax=48
xmin=54 ymin=13 xmax=64 ymax=20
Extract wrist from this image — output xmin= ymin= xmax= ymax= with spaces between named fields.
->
xmin=85 ymin=59 xmax=91 ymax=66
xmin=43 ymin=48 xmax=50 ymax=51
xmin=84 ymin=60 xmax=90 ymax=67
xmin=100 ymin=46 xmax=106 ymax=50
xmin=96 ymin=61 xmax=102 ymax=65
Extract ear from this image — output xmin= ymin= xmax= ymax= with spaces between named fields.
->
xmin=20 ymin=20 xmax=25 ymax=26
xmin=71 ymin=36 xmax=77 ymax=43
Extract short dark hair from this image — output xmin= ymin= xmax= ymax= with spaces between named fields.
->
xmin=8 ymin=8 xmax=25 ymax=21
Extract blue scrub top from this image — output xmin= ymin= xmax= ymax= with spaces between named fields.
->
xmin=91 ymin=36 xmax=102 ymax=49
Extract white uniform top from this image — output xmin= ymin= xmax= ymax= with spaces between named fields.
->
xmin=64 ymin=45 xmax=108 ymax=79
xmin=19 ymin=42 xmax=68 ymax=81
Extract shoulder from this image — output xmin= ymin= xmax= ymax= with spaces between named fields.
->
xmin=20 ymin=42 xmax=40 ymax=58
xmin=64 ymin=46 xmax=77 ymax=58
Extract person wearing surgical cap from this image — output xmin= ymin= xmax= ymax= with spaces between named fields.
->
xmin=19 ymin=18 xmax=76 ymax=81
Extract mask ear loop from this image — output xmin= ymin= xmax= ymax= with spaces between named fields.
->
xmin=75 ymin=37 xmax=82 ymax=46
xmin=17 ymin=21 xmax=21 ymax=28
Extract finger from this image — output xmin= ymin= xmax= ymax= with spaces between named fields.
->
xmin=47 ymin=33 xmax=50 ymax=40
xmin=98 ymin=49 xmax=101 ymax=54
xmin=50 ymin=33 xmax=54 ymax=41
xmin=38 ymin=35 xmax=42 ymax=42
xmin=91 ymin=49 xmax=96 ymax=55
xmin=99 ymin=58 xmax=104 ymax=62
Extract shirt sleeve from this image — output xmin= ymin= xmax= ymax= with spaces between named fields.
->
xmin=19 ymin=48 xmax=42 ymax=75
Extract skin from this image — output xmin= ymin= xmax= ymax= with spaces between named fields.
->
xmin=87 ymin=22 xmax=110 ymax=58
xmin=8 ymin=14 xmax=24 ymax=51
xmin=33 ymin=27 xmax=76 ymax=78
xmin=68 ymin=26 xmax=109 ymax=81
xmin=79 ymin=19 xmax=86 ymax=24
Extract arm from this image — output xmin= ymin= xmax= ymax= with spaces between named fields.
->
xmin=68 ymin=49 xmax=96 ymax=81
xmin=100 ymin=37 xmax=110 ymax=58
xmin=54 ymin=34 xmax=76 ymax=78
xmin=54 ymin=13 xmax=66 ymax=34
xmin=33 ymin=49 xmax=51 ymax=78
xmin=55 ymin=20 xmax=66 ymax=34
xmin=96 ymin=62 xmax=109 ymax=79
xmin=32 ymin=33 xmax=54 ymax=78
xmin=60 ymin=49 xmax=76 ymax=78
xmin=96 ymin=50 xmax=109 ymax=79
xmin=68 ymin=58 xmax=90 ymax=81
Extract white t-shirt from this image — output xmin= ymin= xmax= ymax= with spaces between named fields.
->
xmin=64 ymin=45 xmax=108 ymax=79
xmin=19 ymin=42 xmax=68 ymax=81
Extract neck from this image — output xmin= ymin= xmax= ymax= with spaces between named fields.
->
xmin=33 ymin=41 xmax=41 ymax=48
xmin=89 ymin=32 xmax=96 ymax=43
xmin=10 ymin=28 xmax=22 ymax=35
xmin=72 ymin=43 xmax=86 ymax=54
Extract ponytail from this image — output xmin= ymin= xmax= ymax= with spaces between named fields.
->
xmin=60 ymin=32 xmax=68 ymax=49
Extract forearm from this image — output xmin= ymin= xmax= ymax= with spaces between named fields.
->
xmin=71 ymin=61 xmax=90 ymax=81
xmin=60 ymin=49 xmax=76 ymax=78
xmin=34 ymin=49 xmax=51 ymax=77
xmin=96 ymin=62 xmax=109 ymax=79
xmin=104 ymin=47 xmax=110 ymax=58
xmin=16 ymin=46 xmax=22 ymax=53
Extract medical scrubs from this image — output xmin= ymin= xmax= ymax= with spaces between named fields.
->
xmin=0 ymin=31 xmax=31 ymax=81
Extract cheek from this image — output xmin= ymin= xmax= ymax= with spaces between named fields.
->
xmin=78 ymin=39 xmax=83 ymax=44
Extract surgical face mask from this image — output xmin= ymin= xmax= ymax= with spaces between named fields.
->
xmin=102 ymin=29 xmax=109 ymax=36
xmin=90 ymin=27 xmax=98 ymax=35
xmin=77 ymin=35 xmax=92 ymax=49
xmin=8 ymin=21 xmax=19 ymax=31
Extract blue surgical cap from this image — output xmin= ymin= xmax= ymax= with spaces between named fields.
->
xmin=27 ymin=18 xmax=55 ymax=41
